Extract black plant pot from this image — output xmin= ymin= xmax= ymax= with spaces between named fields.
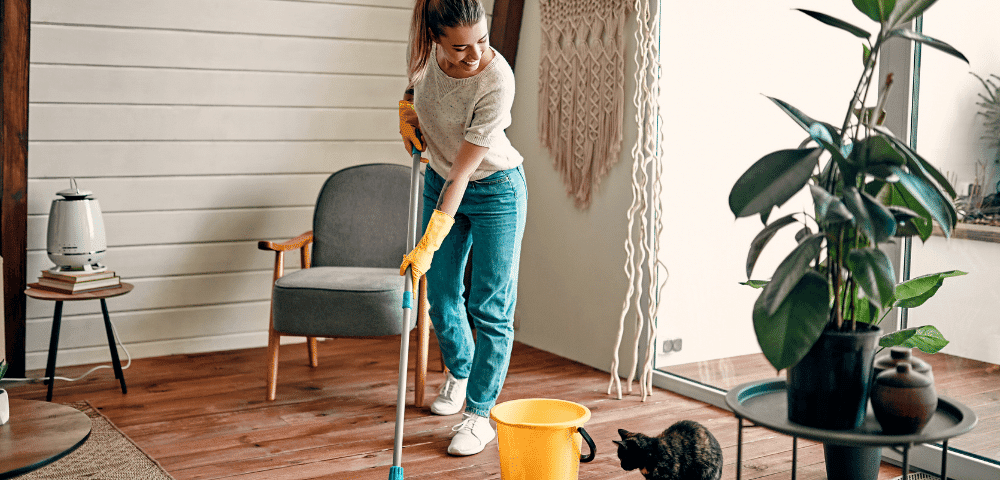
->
xmin=787 ymin=323 xmax=881 ymax=430
xmin=824 ymin=443 xmax=882 ymax=480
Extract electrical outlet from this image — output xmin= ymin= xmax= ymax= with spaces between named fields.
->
xmin=662 ymin=338 xmax=683 ymax=353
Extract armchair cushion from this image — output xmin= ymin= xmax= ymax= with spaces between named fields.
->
xmin=272 ymin=266 xmax=413 ymax=338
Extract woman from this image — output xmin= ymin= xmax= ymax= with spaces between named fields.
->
xmin=398 ymin=0 xmax=526 ymax=457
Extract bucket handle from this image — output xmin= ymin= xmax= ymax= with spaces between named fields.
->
xmin=578 ymin=426 xmax=596 ymax=463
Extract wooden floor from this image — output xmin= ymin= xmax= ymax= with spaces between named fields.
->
xmin=665 ymin=350 xmax=1000 ymax=461
xmin=7 ymin=334 xmax=905 ymax=479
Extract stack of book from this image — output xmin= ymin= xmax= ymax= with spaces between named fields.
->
xmin=36 ymin=269 xmax=121 ymax=293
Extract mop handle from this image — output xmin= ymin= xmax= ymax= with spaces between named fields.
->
xmin=391 ymin=146 xmax=423 ymax=470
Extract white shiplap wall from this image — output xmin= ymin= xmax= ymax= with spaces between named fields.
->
xmin=25 ymin=0 xmax=490 ymax=370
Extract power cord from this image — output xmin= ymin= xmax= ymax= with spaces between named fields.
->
xmin=1 ymin=316 xmax=132 ymax=384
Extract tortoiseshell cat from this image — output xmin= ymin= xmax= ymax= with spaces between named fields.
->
xmin=613 ymin=420 xmax=723 ymax=480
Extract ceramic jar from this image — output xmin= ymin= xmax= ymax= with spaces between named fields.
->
xmin=873 ymin=346 xmax=933 ymax=382
xmin=871 ymin=362 xmax=937 ymax=434
xmin=0 ymin=389 xmax=8 ymax=425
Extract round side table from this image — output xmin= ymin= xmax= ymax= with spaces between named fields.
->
xmin=24 ymin=283 xmax=134 ymax=401
xmin=0 ymin=399 xmax=91 ymax=478
xmin=726 ymin=379 xmax=978 ymax=480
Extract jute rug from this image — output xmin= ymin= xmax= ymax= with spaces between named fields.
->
xmin=20 ymin=401 xmax=174 ymax=479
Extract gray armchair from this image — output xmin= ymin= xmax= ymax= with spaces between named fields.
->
xmin=258 ymin=163 xmax=431 ymax=406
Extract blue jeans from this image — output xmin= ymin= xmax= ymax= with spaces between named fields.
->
xmin=423 ymin=165 xmax=527 ymax=418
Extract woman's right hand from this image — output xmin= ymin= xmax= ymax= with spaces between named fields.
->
xmin=399 ymin=100 xmax=425 ymax=154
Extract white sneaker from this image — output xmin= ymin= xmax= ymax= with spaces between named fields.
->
xmin=430 ymin=371 xmax=467 ymax=416
xmin=447 ymin=412 xmax=496 ymax=456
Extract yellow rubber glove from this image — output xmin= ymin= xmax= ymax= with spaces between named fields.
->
xmin=400 ymin=209 xmax=454 ymax=281
xmin=399 ymin=100 xmax=426 ymax=158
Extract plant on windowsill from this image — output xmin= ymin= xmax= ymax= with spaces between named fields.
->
xmin=727 ymin=0 xmax=968 ymax=438
xmin=960 ymin=72 xmax=1000 ymax=224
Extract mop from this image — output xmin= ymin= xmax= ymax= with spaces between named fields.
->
xmin=389 ymin=145 xmax=423 ymax=480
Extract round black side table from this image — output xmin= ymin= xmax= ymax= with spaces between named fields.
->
xmin=726 ymin=379 xmax=977 ymax=480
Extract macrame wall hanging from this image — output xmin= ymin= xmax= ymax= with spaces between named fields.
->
xmin=539 ymin=0 xmax=632 ymax=209
xmin=608 ymin=0 xmax=667 ymax=402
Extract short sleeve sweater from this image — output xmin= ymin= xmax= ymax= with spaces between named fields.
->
xmin=413 ymin=46 xmax=523 ymax=181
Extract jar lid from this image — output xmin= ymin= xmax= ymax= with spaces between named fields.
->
xmin=56 ymin=178 xmax=93 ymax=199
xmin=889 ymin=346 xmax=911 ymax=359
xmin=876 ymin=361 xmax=933 ymax=388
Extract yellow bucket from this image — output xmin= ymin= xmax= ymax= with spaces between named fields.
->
xmin=490 ymin=398 xmax=596 ymax=480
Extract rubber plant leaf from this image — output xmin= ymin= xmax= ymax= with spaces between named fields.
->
xmin=809 ymin=184 xmax=853 ymax=225
xmin=729 ymin=148 xmax=821 ymax=218
xmin=0 ymin=359 xmax=7 ymax=381
xmin=858 ymin=134 xmax=907 ymax=168
xmin=877 ymin=126 xmax=958 ymax=198
xmin=880 ymin=325 xmax=949 ymax=354
xmin=885 ymin=187 xmax=934 ymax=241
xmin=861 ymin=189 xmax=897 ymax=242
xmin=846 ymin=248 xmax=896 ymax=308
xmin=888 ymin=28 xmax=969 ymax=64
xmin=762 ymin=233 xmax=825 ymax=316
xmin=796 ymin=9 xmax=871 ymax=39
xmin=746 ymin=213 xmax=800 ymax=278
xmin=889 ymin=166 xmax=954 ymax=237
xmin=887 ymin=0 xmax=940 ymax=29
xmin=892 ymin=270 xmax=967 ymax=308
xmin=766 ymin=97 xmax=841 ymax=143
xmin=760 ymin=207 xmax=772 ymax=226
xmin=841 ymin=186 xmax=877 ymax=242
xmin=754 ymin=270 xmax=830 ymax=371
xmin=741 ymin=280 xmax=769 ymax=289
xmin=853 ymin=292 xmax=879 ymax=325
xmin=794 ymin=226 xmax=813 ymax=243
xmin=853 ymin=0 xmax=894 ymax=23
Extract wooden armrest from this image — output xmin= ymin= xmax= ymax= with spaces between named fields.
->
xmin=258 ymin=231 xmax=313 ymax=252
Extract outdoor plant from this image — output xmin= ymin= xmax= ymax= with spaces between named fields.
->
xmin=728 ymin=0 xmax=968 ymax=372
xmin=973 ymin=72 xmax=1000 ymax=155
xmin=973 ymin=72 xmax=1000 ymax=199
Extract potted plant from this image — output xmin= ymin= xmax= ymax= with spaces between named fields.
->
xmin=728 ymin=0 xmax=968 ymax=436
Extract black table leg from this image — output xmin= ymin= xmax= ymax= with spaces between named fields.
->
xmin=736 ymin=416 xmax=743 ymax=480
xmin=44 ymin=301 xmax=64 ymax=402
xmin=100 ymin=298 xmax=127 ymax=394
xmin=942 ymin=439 xmax=948 ymax=480
xmin=791 ymin=437 xmax=797 ymax=480
xmin=903 ymin=443 xmax=911 ymax=478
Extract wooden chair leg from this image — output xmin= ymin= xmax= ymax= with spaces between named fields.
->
xmin=415 ymin=275 xmax=430 ymax=407
xmin=266 ymin=327 xmax=281 ymax=401
xmin=307 ymin=337 xmax=319 ymax=367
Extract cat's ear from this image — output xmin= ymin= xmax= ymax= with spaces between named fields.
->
xmin=617 ymin=428 xmax=632 ymax=439
xmin=612 ymin=439 xmax=626 ymax=448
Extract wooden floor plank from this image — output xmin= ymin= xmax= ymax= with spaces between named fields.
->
xmin=6 ymin=334 xmax=908 ymax=479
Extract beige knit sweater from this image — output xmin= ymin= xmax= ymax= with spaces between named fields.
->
xmin=413 ymin=46 xmax=522 ymax=181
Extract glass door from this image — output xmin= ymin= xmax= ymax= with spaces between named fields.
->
xmin=653 ymin=0 xmax=863 ymax=400
xmin=900 ymin=0 xmax=1000 ymax=468
xmin=651 ymin=0 xmax=1000 ymax=476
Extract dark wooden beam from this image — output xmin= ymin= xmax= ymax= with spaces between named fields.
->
xmin=490 ymin=0 xmax=525 ymax=71
xmin=1 ymin=0 xmax=31 ymax=378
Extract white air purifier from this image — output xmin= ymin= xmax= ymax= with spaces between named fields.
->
xmin=46 ymin=178 xmax=107 ymax=273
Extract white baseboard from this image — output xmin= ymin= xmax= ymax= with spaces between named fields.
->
xmin=23 ymin=331 xmax=299 ymax=372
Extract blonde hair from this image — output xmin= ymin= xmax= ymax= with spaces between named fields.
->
xmin=407 ymin=0 xmax=486 ymax=86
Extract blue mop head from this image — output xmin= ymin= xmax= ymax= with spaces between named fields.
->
xmin=389 ymin=465 xmax=404 ymax=480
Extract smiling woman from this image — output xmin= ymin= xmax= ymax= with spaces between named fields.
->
xmin=400 ymin=0 xmax=527 ymax=460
